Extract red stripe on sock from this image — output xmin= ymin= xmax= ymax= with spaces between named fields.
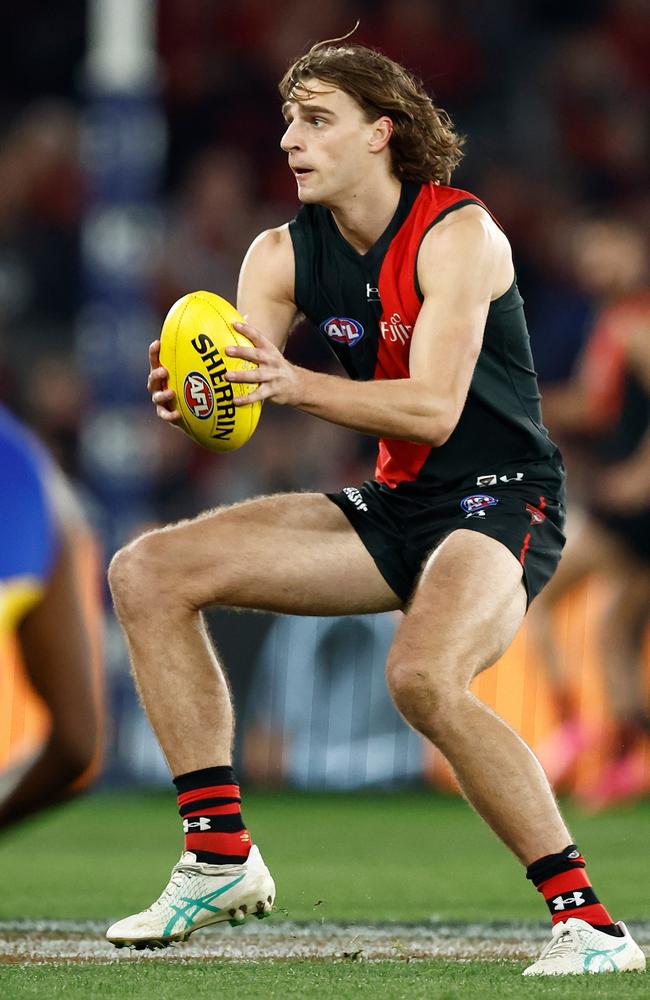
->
xmin=177 ymin=784 xmax=240 ymax=806
xmin=540 ymin=869 xmax=615 ymax=927
xmin=184 ymin=803 xmax=241 ymax=817
xmin=185 ymin=829 xmax=252 ymax=858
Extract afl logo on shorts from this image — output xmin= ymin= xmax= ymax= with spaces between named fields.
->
xmin=183 ymin=371 xmax=214 ymax=419
xmin=460 ymin=494 xmax=499 ymax=515
xmin=320 ymin=316 xmax=364 ymax=347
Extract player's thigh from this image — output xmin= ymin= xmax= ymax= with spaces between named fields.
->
xmin=390 ymin=529 xmax=527 ymax=688
xmin=145 ymin=492 xmax=401 ymax=615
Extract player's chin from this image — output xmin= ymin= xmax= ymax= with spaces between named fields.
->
xmin=296 ymin=189 xmax=319 ymax=204
xmin=295 ymin=181 xmax=321 ymax=203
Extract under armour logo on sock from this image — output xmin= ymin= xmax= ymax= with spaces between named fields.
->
xmin=552 ymin=891 xmax=585 ymax=911
xmin=183 ymin=817 xmax=212 ymax=832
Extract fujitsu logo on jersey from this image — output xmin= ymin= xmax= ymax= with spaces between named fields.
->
xmin=320 ymin=316 xmax=364 ymax=346
xmin=380 ymin=313 xmax=412 ymax=346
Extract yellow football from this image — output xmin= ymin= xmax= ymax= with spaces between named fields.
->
xmin=159 ymin=290 xmax=262 ymax=452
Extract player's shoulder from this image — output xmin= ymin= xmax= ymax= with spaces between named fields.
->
xmin=433 ymin=200 xmax=505 ymax=241
xmin=420 ymin=202 xmax=507 ymax=260
xmin=239 ymin=224 xmax=296 ymax=309
xmin=247 ymin=223 xmax=293 ymax=255
xmin=242 ymin=224 xmax=294 ymax=276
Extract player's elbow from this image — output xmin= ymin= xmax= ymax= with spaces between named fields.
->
xmin=408 ymin=386 xmax=459 ymax=446
xmin=419 ymin=409 xmax=458 ymax=447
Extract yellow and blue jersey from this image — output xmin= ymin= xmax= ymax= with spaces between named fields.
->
xmin=0 ymin=405 xmax=59 ymax=636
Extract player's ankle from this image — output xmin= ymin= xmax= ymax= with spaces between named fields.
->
xmin=526 ymin=844 xmax=617 ymax=931
xmin=173 ymin=765 xmax=252 ymax=864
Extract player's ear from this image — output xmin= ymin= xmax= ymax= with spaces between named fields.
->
xmin=368 ymin=116 xmax=393 ymax=153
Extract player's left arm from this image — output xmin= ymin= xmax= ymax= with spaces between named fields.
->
xmin=226 ymin=206 xmax=511 ymax=444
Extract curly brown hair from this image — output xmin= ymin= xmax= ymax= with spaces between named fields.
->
xmin=279 ymin=42 xmax=464 ymax=184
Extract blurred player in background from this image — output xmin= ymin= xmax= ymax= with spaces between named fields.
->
xmin=107 ymin=38 xmax=645 ymax=975
xmin=0 ymin=404 xmax=102 ymax=830
xmin=530 ymin=218 xmax=650 ymax=809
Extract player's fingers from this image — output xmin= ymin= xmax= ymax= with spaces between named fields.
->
xmin=156 ymin=405 xmax=181 ymax=422
xmin=152 ymin=389 xmax=176 ymax=405
xmin=149 ymin=340 xmax=162 ymax=368
xmin=147 ymin=367 xmax=168 ymax=392
xmin=225 ymin=368 xmax=263 ymax=383
xmin=225 ymin=344 xmax=259 ymax=362
xmin=233 ymin=385 xmax=270 ymax=406
xmin=233 ymin=321 xmax=266 ymax=346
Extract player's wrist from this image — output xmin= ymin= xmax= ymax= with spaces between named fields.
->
xmin=291 ymin=365 xmax=320 ymax=409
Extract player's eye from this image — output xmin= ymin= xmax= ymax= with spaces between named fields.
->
xmin=311 ymin=117 xmax=326 ymax=127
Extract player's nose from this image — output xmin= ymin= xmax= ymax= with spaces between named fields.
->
xmin=280 ymin=120 xmax=303 ymax=152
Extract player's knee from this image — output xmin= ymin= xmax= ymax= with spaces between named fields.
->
xmin=108 ymin=530 xmax=174 ymax=619
xmin=386 ymin=653 xmax=461 ymax=734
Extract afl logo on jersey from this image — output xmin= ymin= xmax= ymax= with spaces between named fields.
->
xmin=320 ymin=316 xmax=365 ymax=347
xmin=183 ymin=371 xmax=214 ymax=419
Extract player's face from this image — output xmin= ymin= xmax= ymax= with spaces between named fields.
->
xmin=281 ymin=80 xmax=383 ymax=205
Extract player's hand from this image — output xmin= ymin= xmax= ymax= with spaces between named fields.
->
xmin=147 ymin=340 xmax=182 ymax=424
xmin=225 ymin=321 xmax=306 ymax=406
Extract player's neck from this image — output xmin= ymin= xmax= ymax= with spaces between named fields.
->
xmin=328 ymin=173 xmax=402 ymax=256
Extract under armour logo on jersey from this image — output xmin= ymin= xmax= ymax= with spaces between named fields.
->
xmin=476 ymin=472 xmax=524 ymax=486
xmin=366 ymin=283 xmax=380 ymax=302
xmin=552 ymin=892 xmax=585 ymax=911
xmin=183 ymin=817 xmax=212 ymax=832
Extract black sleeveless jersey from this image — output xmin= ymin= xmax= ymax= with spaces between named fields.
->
xmin=289 ymin=180 xmax=562 ymax=494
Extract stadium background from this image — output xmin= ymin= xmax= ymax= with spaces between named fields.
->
xmin=1 ymin=0 xmax=649 ymax=798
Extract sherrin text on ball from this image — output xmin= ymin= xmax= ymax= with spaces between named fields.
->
xmin=159 ymin=291 xmax=262 ymax=452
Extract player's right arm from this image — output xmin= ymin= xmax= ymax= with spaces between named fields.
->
xmin=148 ymin=225 xmax=297 ymax=423
xmin=236 ymin=224 xmax=298 ymax=348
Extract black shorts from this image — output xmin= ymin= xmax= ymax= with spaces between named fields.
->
xmin=327 ymin=467 xmax=566 ymax=607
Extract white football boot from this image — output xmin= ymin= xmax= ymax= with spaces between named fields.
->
xmin=523 ymin=918 xmax=646 ymax=976
xmin=106 ymin=845 xmax=275 ymax=949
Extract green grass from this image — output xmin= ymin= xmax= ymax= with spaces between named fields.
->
xmin=1 ymin=960 xmax=649 ymax=1000
xmin=0 ymin=791 xmax=648 ymax=999
xmin=1 ymin=790 xmax=649 ymax=923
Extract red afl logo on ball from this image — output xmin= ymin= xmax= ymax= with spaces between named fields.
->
xmin=183 ymin=371 xmax=214 ymax=419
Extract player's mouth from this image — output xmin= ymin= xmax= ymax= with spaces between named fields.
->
xmin=292 ymin=166 xmax=314 ymax=178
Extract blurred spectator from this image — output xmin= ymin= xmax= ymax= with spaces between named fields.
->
xmin=156 ymin=146 xmax=260 ymax=309
xmin=529 ymin=217 xmax=650 ymax=809
xmin=0 ymin=102 xmax=82 ymax=361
